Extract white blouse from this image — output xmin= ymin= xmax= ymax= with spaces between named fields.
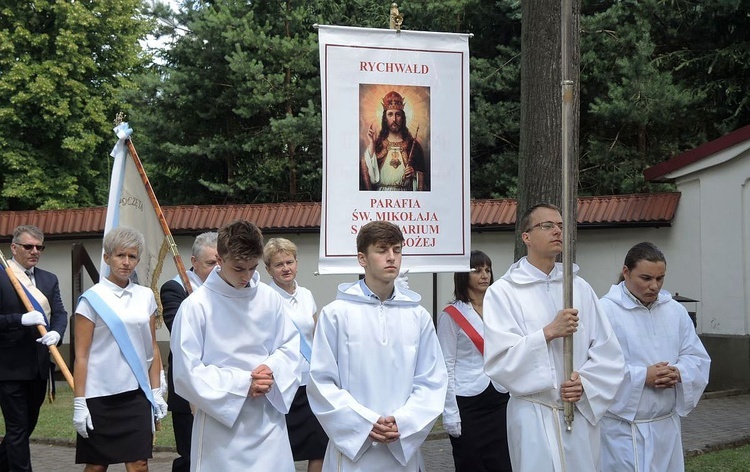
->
xmin=75 ymin=277 xmax=157 ymax=399
xmin=437 ymin=300 xmax=506 ymax=424
xmin=269 ymin=280 xmax=317 ymax=386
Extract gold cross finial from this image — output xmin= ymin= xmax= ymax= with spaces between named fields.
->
xmin=390 ymin=3 xmax=404 ymax=31
xmin=113 ymin=111 xmax=126 ymax=126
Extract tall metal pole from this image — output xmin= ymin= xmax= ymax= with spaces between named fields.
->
xmin=561 ymin=0 xmax=576 ymax=432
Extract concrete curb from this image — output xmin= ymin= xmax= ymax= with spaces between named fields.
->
xmin=702 ymin=388 xmax=750 ymax=399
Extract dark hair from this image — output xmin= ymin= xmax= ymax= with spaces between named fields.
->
xmin=376 ymin=109 xmax=413 ymax=154
xmin=379 ymin=109 xmax=411 ymax=137
xmin=518 ymin=203 xmax=561 ymax=233
xmin=217 ymin=220 xmax=264 ymax=261
xmin=617 ymin=241 xmax=666 ymax=283
xmin=356 ymin=221 xmax=404 ymax=254
xmin=454 ymin=250 xmax=493 ymax=303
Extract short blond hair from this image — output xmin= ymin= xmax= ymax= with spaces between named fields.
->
xmin=263 ymin=238 xmax=297 ymax=266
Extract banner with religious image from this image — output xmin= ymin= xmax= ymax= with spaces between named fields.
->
xmin=317 ymin=25 xmax=471 ymax=274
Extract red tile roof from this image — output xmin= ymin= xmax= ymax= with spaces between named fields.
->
xmin=644 ymin=124 xmax=750 ymax=182
xmin=0 ymin=193 xmax=680 ymax=239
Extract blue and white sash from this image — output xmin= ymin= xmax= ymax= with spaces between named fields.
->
xmin=79 ymin=287 xmax=157 ymax=414
xmin=288 ymin=319 xmax=312 ymax=363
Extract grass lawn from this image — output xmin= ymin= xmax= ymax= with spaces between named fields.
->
xmin=686 ymin=445 xmax=750 ymax=472
xmin=4 ymin=385 xmax=750 ymax=469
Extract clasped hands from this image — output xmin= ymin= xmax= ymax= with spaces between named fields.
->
xmin=369 ymin=416 xmax=400 ymax=444
xmin=646 ymin=361 xmax=681 ymax=389
xmin=249 ymin=364 xmax=274 ymax=398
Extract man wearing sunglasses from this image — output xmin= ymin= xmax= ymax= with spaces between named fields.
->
xmin=0 ymin=225 xmax=67 ymax=472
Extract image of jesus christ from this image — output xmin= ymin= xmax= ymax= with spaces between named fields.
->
xmin=360 ymin=89 xmax=429 ymax=192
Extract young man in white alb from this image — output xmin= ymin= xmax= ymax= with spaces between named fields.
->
xmin=171 ymin=220 xmax=300 ymax=471
xmin=308 ymin=221 xmax=447 ymax=471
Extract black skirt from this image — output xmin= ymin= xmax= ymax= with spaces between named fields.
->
xmin=286 ymin=385 xmax=328 ymax=461
xmin=75 ymin=389 xmax=153 ymax=465
xmin=449 ymin=384 xmax=512 ymax=472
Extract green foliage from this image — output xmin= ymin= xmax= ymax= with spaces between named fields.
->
xmin=128 ymin=0 xmax=333 ymax=204
xmin=580 ymin=1 xmax=701 ymax=194
xmin=129 ymin=0 xmax=525 ymax=203
xmin=3 ymin=0 xmax=749 ymax=209
xmin=579 ymin=0 xmax=750 ymax=195
xmin=0 ymin=0 xmax=151 ymax=210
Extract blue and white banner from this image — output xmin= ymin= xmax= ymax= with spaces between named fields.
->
xmin=102 ymin=123 xmax=169 ymax=298
xmin=317 ymin=25 xmax=471 ymax=274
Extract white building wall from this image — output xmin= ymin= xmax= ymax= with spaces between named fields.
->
xmin=29 ymin=220 xmax=715 ymax=344
xmin=27 ymin=224 xmax=700 ymax=341
xmin=670 ymin=148 xmax=750 ymax=336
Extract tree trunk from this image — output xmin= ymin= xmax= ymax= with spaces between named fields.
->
xmin=515 ymin=1 xmax=580 ymax=261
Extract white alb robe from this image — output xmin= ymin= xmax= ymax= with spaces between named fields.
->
xmin=483 ymin=258 xmax=625 ymax=472
xmin=599 ymin=283 xmax=710 ymax=472
xmin=308 ymin=281 xmax=447 ymax=472
xmin=171 ymin=268 xmax=301 ymax=472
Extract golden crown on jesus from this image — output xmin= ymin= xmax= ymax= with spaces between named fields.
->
xmin=382 ymin=91 xmax=405 ymax=111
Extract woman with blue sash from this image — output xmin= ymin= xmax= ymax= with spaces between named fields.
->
xmin=72 ymin=227 xmax=168 ymax=471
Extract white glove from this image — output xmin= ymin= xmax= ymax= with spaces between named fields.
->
xmin=21 ymin=310 xmax=45 ymax=326
xmin=444 ymin=421 xmax=461 ymax=438
xmin=152 ymin=388 xmax=168 ymax=421
xmin=73 ymin=397 xmax=94 ymax=438
xmin=159 ymin=369 xmax=168 ymax=397
xmin=395 ymin=268 xmax=410 ymax=291
xmin=36 ymin=330 xmax=61 ymax=346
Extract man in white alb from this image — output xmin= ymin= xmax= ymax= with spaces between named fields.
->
xmin=483 ymin=203 xmax=625 ymax=472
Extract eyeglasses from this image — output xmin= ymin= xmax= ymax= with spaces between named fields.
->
xmin=17 ymin=244 xmax=46 ymax=252
xmin=526 ymin=221 xmax=563 ymax=232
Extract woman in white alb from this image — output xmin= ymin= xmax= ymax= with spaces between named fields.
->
xmin=437 ymin=250 xmax=511 ymax=472
xmin=264 ymin=238 xmax=328 ymax=472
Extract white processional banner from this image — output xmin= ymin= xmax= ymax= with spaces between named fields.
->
xmin=102 ymin=123 xmax=169 ymax=302
xmin=317 ymin=25 xmax=471 ymax=274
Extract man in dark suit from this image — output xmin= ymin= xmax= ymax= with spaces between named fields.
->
xmin=160 ymin=232 xmax=217 ymax=472
xmin=0 ymin=225 xmax=67 ymax=472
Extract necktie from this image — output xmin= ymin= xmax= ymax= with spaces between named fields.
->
xmin=25 ymin=270 xmax=35 ymax=286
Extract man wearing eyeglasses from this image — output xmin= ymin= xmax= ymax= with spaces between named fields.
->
xmin=0 ymin=225 xmax=68 ymax=472
xmin=482 ymin=203 xmax=625 ymax=472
